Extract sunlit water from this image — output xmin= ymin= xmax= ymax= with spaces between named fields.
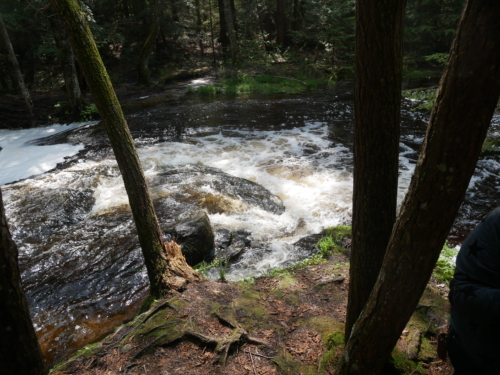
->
xmin=1 ymin=84 xmax=499 ymax=366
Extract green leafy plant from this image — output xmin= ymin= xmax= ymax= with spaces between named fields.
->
xmin=79 ymin=104 xmax=99 ymax=122
xmin=316 ymin=225 xmax=352 ymax=258
xmin=433 ymin=242 xmax=458 ymax=285
xmin=403 ymin=87 xmax=437 ymax=112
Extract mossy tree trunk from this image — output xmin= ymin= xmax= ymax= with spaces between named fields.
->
xmin=50 ymin=0 xmax=201 ymax=298
xmin=48 ymin=11 xmax=84 ymax=120
xmin=345 ymin=0 xmax=406 ymax=340
xmin=222 ymin=0 xmax=238 ymax=64
xmin=0 ymin=12 xmax=36 ymax=127
xmin=338 ymin=1 xmax=500 ymax=374
xmin=0 ymin=189 xmax=47 ymax=375
xmin=137 ymin=0 xmax=160 ymax=85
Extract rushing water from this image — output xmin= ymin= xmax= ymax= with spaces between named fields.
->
xmin=1 ymin=82 xmax=499 ymax=366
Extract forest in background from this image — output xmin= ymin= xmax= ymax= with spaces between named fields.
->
xmin=0 ymin=0 xmax=462 ymax=94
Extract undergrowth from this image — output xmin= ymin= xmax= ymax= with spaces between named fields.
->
xmin=433 ymin=242 xmax=458 ymax=285
xmin=189 ymin=74 xmax=327 ymax=97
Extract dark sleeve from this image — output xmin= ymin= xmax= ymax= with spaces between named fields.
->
xmin=449 ymin=207 xmax=500 ymax=323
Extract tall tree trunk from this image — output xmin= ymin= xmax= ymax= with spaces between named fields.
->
xmin=345 ymin=0 xmax=406 ymax=340
xmin=217 ymin=0 xmax=230 ymax=61
xmin=275 ymin=0 xmax=286 ymax=46
xmin=0 ymin=13 xmax=36 ymax=127
xmin=222 ymin=0 xmax=238 ymax=64
xmin=195 ymin=0 xmax=205 ymax=56
xmin=292 ymin=0 xmax=300 ymax=34
xmin=122 ymin=0 xmax=131 ymax=18
xmin=338 ymin=2 xmax=500 ymax=374
xmin=50 ymin=0 xmax=201 ymax=298
xmin=0 ymin=189 xmax=47 ymax=375
xmin=137 ymin=1 xmax=160 ymax=85
xmin=49 ymin=12 xmax=84 ymax=120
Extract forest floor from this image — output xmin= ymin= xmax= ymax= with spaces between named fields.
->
xmin=51 ymin=252 xmax=454 ymax=375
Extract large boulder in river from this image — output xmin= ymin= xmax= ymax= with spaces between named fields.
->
xmin=149 ymin=164 xmax=285 ymax=215
xmin=168 ymin=210 xmax=214 ymax=266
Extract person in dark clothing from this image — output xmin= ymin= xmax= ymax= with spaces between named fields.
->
xmin=448 ymin=207 xmax=500 ymax=375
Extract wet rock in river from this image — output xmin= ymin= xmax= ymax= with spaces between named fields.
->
xmin=214 ymin=229 xmax=252 ymax=262
xmin=151 ymin=164 xmax=285 ymax=215
xmin=169 ymin=210 xmax=214 ymax=266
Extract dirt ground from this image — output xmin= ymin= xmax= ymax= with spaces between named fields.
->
xmin=51 ymin=254 xmax=455 ymax=375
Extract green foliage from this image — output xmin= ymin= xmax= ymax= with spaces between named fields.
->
xmin=316 ymin=225 xmax=352 ymax=257
xmin=482 ymin=137 xmax=500 ymax=153
xmin=216 ymin=257 xmax=229 ymax=282
xmin=402 ymin=87 xmax=437 ymax=112
xmin=433 ymin=242 xmax=458 ymax=285
xmin=425 ymin=52 xmax=449 ymax=66
xmin=194 ymin=74 xmax=320 ymax=97
xmin=267 ymin=254 xmax=326 ymax=278
xmin=404 ymin=0 xmax=463 ymax=67
xmin=79 ymin=104 xmax=99 ymax=122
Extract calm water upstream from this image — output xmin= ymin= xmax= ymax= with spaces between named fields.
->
xmin=1 ymin=81 xmax=499 ymax=366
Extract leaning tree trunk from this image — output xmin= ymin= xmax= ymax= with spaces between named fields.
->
xmin=137 ymin=0 xmax=160 ymax=85
xmin=50 ymin=0 xmax=201 ymax=298
xmin=338 ymin=2 xmax=500 ymax=374
xmin=345 ymin=0 xmax=406 ymax=340
xmin=49 ymin=12 xmax=84 ymax=120
xmin=222 ymin=0 xmax=238 ymax=64
xmin=0 ymin=189 xmax=47 ymax=375
xmin=0 ymin=13 xmax=36 ymax=127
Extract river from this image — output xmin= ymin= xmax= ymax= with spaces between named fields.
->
xmin=1 ymin=81 xmax=499 ymax=366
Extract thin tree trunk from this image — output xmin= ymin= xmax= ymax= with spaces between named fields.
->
xmin=209 ymin=0 xmax=216 ymax=66
xmin=137 ymin=0 xmax=160 ymax=85
xmin=0 ymin=189 xmax=47 ymax=375
xmin=276 ymin=0 xmax=286 ymax=46
xmin=50 ymin=0 xmax=201 ymax=298
xmin=195 ymin=0 xmax=204 ymax=56
xmin=122 ymin=0 xmax=130 ymax=18
xmin=0 ymin=13 xmax=36 ymax=127
xmin=49 ymin=12 xmax=84 ymax=120
xmin=345 ymin=0 xmax=406 ymax=340
xmin=222 ymin=0 xmax=238 ymax=64
xmin=338 ymin=2 xmax=500 ymax=373
xmin=217 ymin=0 xmax=230 ymax=61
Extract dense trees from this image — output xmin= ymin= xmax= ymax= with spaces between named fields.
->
xmin=0 ymin=0 xmax=463 ymax=102
xmin=50 ymin=0 xmax=201 ymax=297
xmin=339 ymin=0 xmax=500 ymax=373
xmin=0 ymin=189 xmax=46 ymax=375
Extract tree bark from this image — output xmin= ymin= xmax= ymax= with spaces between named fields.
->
xmin=50 ymin=0 xmax=201 ymax=298
xmin=222 ymin=0 xmax=238 ymax=64
xmin=217 ymin=0 xmax=230 ymax=60
xmin=345 ymin=0 xmax=406 ymax=340
xmin=275 ymin=0 xmax=286 ymax=46
xmin=0 ymin=13 xmax=36 ymax=127
xmin=195 ymin=0 xmax=205 ymax=56
xmin=49 ymin=12 xmax=84 ymax=120
xmin=338 ymin=2 xmax=500 ymax=374
xmin=137 ymin=0 xmax=160 ymax=85
xmin=0 ymin=189 xmax=47 ymax=375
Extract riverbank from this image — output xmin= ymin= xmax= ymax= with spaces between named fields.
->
xmin=51 ymin=249 xmax=453 ymax=375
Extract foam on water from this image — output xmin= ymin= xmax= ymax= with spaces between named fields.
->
xmin=0 ymin=123 xmax=88 ymax=185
